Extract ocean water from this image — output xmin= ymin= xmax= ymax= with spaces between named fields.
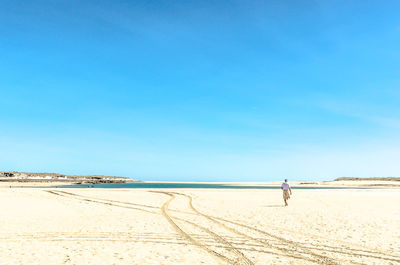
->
xmin=53 ymin=182 xmax=369 ymax=189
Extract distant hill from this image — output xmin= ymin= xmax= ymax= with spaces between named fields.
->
xmin=334 ymin=177 xmax=400 ymax=181
xmin=0 ymin=171 xmax=138 ymax=184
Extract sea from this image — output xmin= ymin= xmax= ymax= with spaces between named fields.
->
xmin=52 ymin=182 xmax=369 ymax=189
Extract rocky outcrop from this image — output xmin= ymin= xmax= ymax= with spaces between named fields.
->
xmin=334 ymin=177 xmax=400 ymax=181
xmin=0 ymin=171 xmax=137 ymax=184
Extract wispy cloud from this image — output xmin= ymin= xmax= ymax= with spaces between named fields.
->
xmin=307 ymin=92 xmax=400 ymax=130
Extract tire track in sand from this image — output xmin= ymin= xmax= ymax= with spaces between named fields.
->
xmin=156 ymin=191 xmax=254 ymax=265
xmin=45 ymin=190 xmax=345 ymax=263
xmin=45 ymin=190 xmax=155 ymax=214
xmin=209 ymin=210 xmax=400 ymax=264
xmin=174 ymin=192 xmax=400 ymax=265
xmin=230 ymin=219 xmax=400 ymax=261
xmin=55 ymin=190 xmax=400 ymax=261
xmin=48 ymin=190 xmax=287 ymax=263
xmin=46 ymin=190 xmax=400 ymax=264
xmin=46 ymin=190 xmax=253 ymax=265
xmin=172 ymin=192 xmax=344 ymax=265
xmin=157 ymin=191 xmax=342 ymax=264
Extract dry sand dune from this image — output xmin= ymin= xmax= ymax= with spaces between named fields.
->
xmin=0 ymin=188 xmax=399 ymax=264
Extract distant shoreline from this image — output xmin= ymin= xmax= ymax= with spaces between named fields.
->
xmin=0 ymin=171 xmax=138 ymax=187
xmin=1 ymin=171 xmax=399 ymax=188
xmin=334 ymin=177 xmax=400 ymax=181
xmin=3 ymin=180 xmax=400 ymax=189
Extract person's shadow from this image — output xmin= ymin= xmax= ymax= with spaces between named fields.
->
xmin=262 ymin=205 xmax=285 ymax=208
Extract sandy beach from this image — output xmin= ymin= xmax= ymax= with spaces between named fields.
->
xmin=1 ymin=187 xmax=399 ymax=264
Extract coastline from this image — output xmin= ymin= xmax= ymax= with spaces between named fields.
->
xmin=135 ymin=180 xmax=400 ymax=188
xmin=2 ymin=179 xmax=400 ymax=189
xmin=0 ymin=171 xmax=137 ymax=188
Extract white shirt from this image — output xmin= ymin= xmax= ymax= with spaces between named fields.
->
xmin=281 ymin=182 xmax=290 ymax=191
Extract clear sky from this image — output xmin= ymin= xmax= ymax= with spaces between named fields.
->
xmin=1 ymin=1 xmax=399 ymax=181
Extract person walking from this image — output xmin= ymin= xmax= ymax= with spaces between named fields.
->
xmin=281 ymin=179 xmax=292 ymax=206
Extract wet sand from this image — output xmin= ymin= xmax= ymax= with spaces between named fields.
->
xmin=0 ymin=187 xmax=399 ymax=264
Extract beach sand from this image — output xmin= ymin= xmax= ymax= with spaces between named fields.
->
xmin=0 ymin=187 xmax=399 ymax=264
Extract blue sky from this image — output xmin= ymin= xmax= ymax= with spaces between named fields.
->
xmin=1 ymin=0 xmax=399 ymax=181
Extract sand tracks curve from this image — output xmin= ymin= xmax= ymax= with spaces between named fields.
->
xmin=46 ymin=190 xmax=253 ymax=265
xmin=156 ymin=191 xmax=254 ymax=265
xmin=44 ymin=190 xmax=400 ymax=265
